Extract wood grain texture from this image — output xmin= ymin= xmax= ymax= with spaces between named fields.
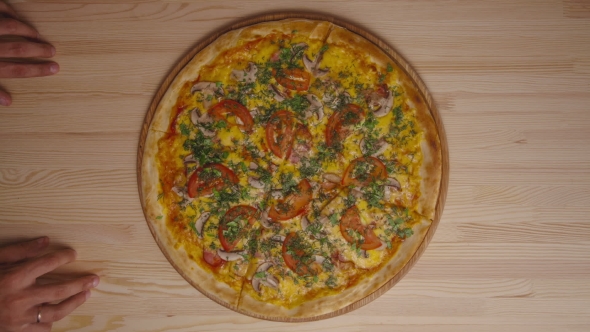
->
xmin=1 ymin=0 xmax=589 ymax=330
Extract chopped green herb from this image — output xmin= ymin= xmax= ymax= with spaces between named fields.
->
xmin=329 ymin=214 xmax=339 ymax=226
xmin=179 ymin=123 xmax=190 ymax=136
xmin=325 ymin=275 xmax=337 ymax=288
xmin=183 ymin=130 xmax=229 ymax=165
xmin=188 ymin=221 xmax=197 ymax=233
xmin=394 ymin=105 xmax=403 ymax=125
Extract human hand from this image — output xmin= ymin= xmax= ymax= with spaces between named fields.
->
xmin=0 ymin=237 xmax=99 ymax=332
xmin=0 ymin=1 xmax=59 ymax=106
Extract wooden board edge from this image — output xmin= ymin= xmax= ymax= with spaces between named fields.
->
xmin=136 ymin=10 xmax=449 ymax=323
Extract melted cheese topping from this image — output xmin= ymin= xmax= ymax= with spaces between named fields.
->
xmin=155 ymin=31 xmax=426 ymax=308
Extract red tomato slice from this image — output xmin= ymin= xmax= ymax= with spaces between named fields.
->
xmin=342 ymin=156 xmax=388 ymax=187
xmin=282 ymin=232 xmax=321 ymax=276
xmin=293 ymin=123 xmax=312 ymax=148
xmin=218 ymin=205 xmax=258 ymax=252
xmin=203 ymin=249 xmax=223 ymax=267
xmin=208 ymin=99 xmax=254 ymax=132
xmin=187 ymin=163 xmax=239 ymax=198
xmin=339 ymin=206 xmax=382 ymax=250
xmin=325 ymin=104 xmax=365 ymax=147
xmin=265 ymin=110 xmax=295 ymax=159
xmin=273 ymin=68 xmax=311 ymax=91
xmin=268 ymin=179 xmax=313 ymax=221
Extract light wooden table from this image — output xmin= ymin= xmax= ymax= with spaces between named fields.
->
xmin=1 ymin=1 xmax=589 ymax=331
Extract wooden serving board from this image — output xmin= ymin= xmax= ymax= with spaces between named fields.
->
xmin=137 ymin=12 xmax=449 ymax=322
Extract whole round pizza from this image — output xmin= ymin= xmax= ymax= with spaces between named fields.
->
xmin=139 ymin=17 xmax=445 ymax=321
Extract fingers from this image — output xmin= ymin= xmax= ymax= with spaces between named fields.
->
xmin=0 ymin=41 xmax=55 ymax=59
xmin=25 ymin=323 xmax=52 ymax=332
xmin=33 ymin=275 xmax=99 ymax=304
xmin=0 ymin=61 xmax=59 ymax=78
xmin=38 ymin=290 xmax=90 ymax=324
xmin=22 ymin=249 xmax=77 ymax=281
xmin=0 ymin=2 xmax=18 ymax=18
xmin=0 ymin=237 xmax=48 ymax=264
xmin=0 ymin=88 xmax=11 ymax=105
xmin=0 ymin=18 xmax=38 ymax=39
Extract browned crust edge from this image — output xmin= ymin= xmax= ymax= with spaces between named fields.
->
xmin=137 ymin=11 xmax=449 ymax=322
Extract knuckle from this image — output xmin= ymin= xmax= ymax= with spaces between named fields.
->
xmin=4 ymin=293 xmax=26 ymax=311
xmin=48 ymin=307 xmax=68 ymax=322
xmin=0 ymin=270 xmax=21 ymax=288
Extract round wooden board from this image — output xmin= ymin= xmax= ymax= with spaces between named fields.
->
xmin=137 ymin=12 xmax=449 ymax=322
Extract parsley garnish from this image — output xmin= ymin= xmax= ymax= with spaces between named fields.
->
xmin=183 ymin=131 xmax=229 ymax=165
xmin=329 ymin=213 xmax=339 ymax=226
xmin=188 ymin=220 xmax=197 ymax=233
xmin=393 ymin=105 xmax=403 ymax=125
xmin=280 ymin=94 xmax=310 ymax=116
xmin=325 ymin=275 xmax=337 ymax=288
xmin=179 ymin=123 xmax=190 ymax=136
xmin=279 ymin=172 xmax=298 ymax=196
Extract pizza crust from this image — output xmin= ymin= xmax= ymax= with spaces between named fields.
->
xmin=141 ymin=18 xmax=343 ymax=313
xmin=237 ymin=215 xmax=432 ymax=320
xmin=326 ymin=25 xmax=442 ymax=220
xmin=141 ymin=129 xmax=243 ymax=308
xmin=140 ymin=17 xmax=443 ymax=320
xmin=149 ymin=19 xmax=334 ymax=134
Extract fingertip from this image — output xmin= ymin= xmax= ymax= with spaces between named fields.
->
xmin=36 ymin=236 xmax=49 ymax=247
xmin=68 ymin=248 xmax=78 ymax=259
xmin=85 ymin=289 xmax=92 ymax=300
xmin=49 ymin=62 xmax=59 ymax=74
xmin=0 ymin=96 xmax=11 ymax=106
xmin=58 ymin=248 xmax=77 ymax=262
xmin=92 ymin=275 xmax=100 ymax=288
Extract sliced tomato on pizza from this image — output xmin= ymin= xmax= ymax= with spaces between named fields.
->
xmin=342 ymin=156 xmax=388 ymax=187
xmin=187 ymin=163 xmax=239 ymax=198
xmin=266 ymin=110 xmax=295 ymax=159
xmin=325 ymin=103 xmax=365 ymax=148
xmin=282 ymin=232 xmax=322 ymax=276
xmin=208 ymin=99 xmax=254 ymax=132
xmin=272 ymin=68 xmax=310 ymax=91
xmin=218 ymin=205 xmax=258 ymax=252
xmin=339 ymin=205 xmax=382 ymax=250
xmin=268 ymin=179 xmax=313 ymax=221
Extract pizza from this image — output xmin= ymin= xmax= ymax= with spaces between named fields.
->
xmin=140 ymin=18 xmax=443 ymax=320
